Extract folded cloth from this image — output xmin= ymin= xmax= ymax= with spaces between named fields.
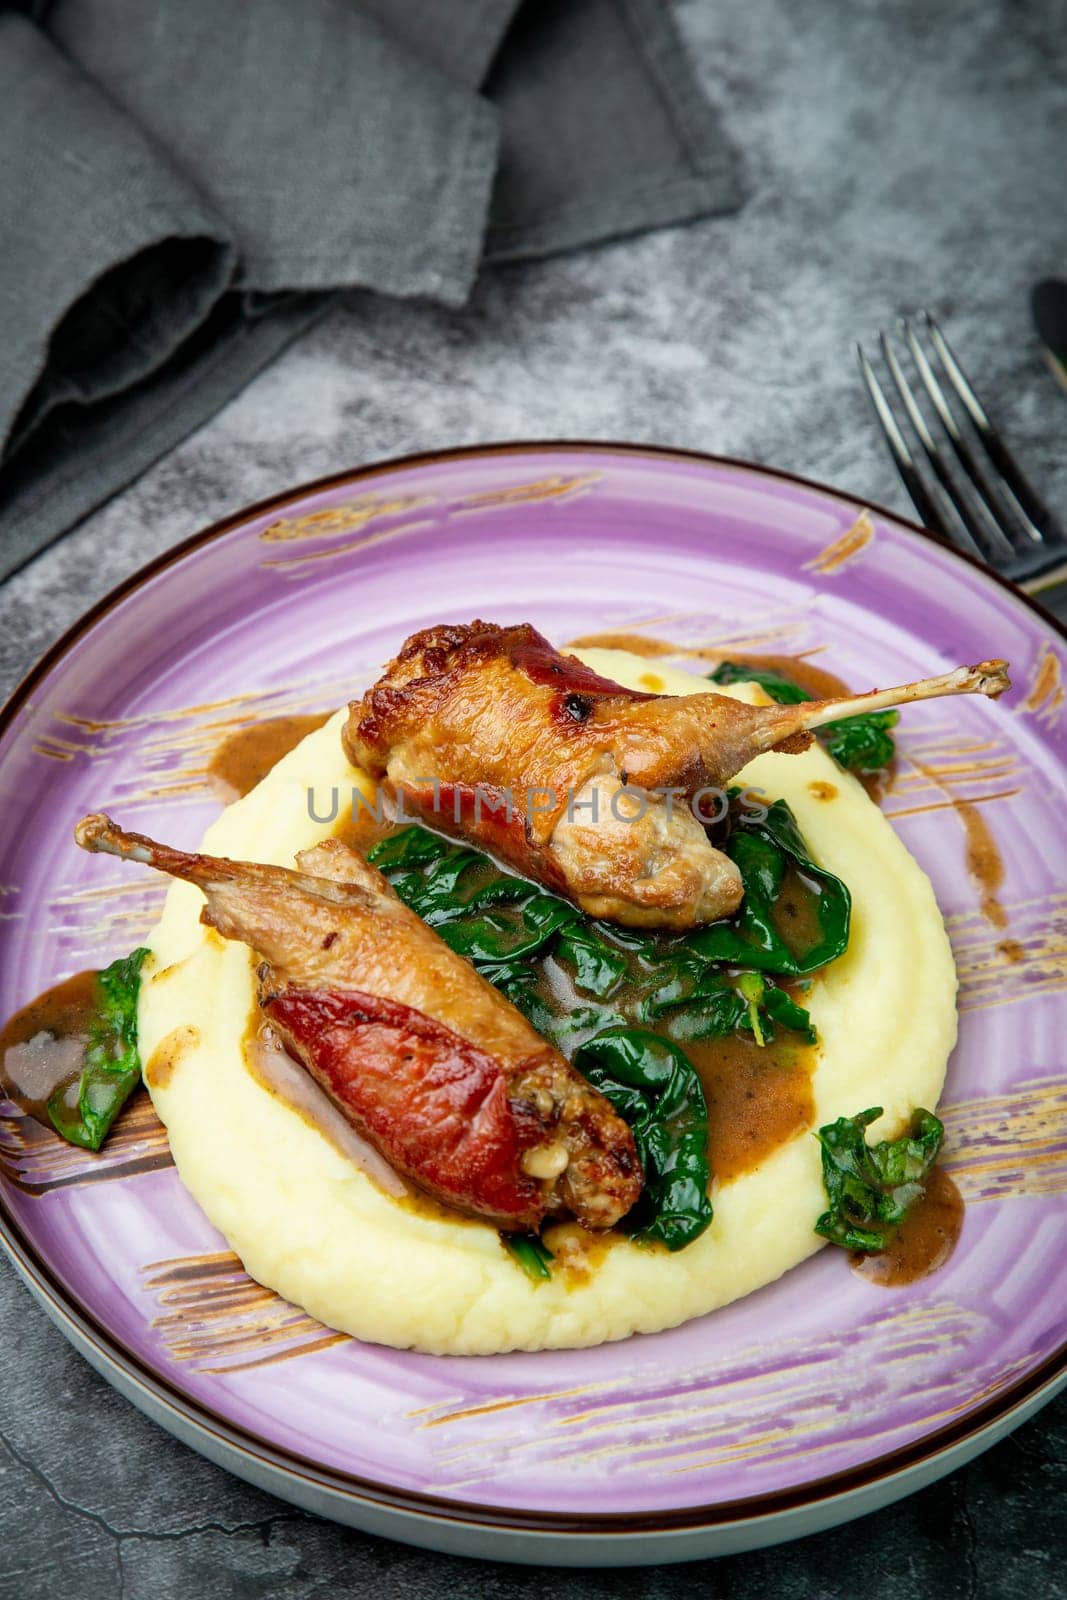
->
xmin=0 ymin=0 xmax=744 ymax=578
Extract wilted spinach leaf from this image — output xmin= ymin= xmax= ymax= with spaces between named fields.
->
xmin=575 ymin=1028 xmax=712 ymax=1252
xmin=708 ymin=660 xmax=811 ymax=704
xmin=814 ymin=1106 xmax=944 ymax=1252
xmin=820 ymin=711 xmax=899 ymax=773
xmin=688 ymin=795 xmax=851 ymax=976
xmin=47 ymin=948 xmax=150 ymax=1151
xmin=503 ymin=1232 xmax=555 ymax=1282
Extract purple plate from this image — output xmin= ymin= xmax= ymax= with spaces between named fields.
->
xmin=1 ymin=444 xmax=1065 ymax=1565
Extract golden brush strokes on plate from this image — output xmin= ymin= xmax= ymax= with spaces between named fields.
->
xmin=884 ymin=785 xmax=1021 ymax=826
xmin=882 ymin=728 xmax=1019 ymax=804
xmin=416 ymin=1389 xmax=591 ymax=1427
xmin=565 ymin=610 xmax=811 ymax=660
xmin=1019 ymin=642 xmax=1065 ymax=727
xmin=260 ymin=475 xmax=602 ymax=573
xmin=0 ymin=1090 xmax=172 ymax=1195
xmin=949 ymin=894 xmax=1067 ymax=1012
xmin=32 ymin=672 xmax=355 ymax=808
xmin=451 ymin=472 xmax=602 ymax=513
xmin=259 ymin=494 xmax=434 ymax=543
xmin=46 ymin=878 xmax=165 ymax=955
xmin=802 ymin=510 xmax=875 ymax=576
xmin=413 ymin=1301 xmax=1034 ymax=1490
xmin=258 ymin=475 xmax=601 ymax=556
xmin=941 ymin=1077 xmax=1067 ymax=1203
xmin=142 ymin=1252 xmax=348 ymax=1373
xmin=39 ymin=677 xmax=351 ymax=741
xmin=565 ymin=633 xmax=828 ymax=666
xmin=261 ymin=518 xmax=437 ymax=574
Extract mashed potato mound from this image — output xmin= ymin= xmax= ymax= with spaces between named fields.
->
xmin=139 ymin=650 xmax=957 ymax=1354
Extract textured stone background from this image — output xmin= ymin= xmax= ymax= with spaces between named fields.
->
xmin=2 ymin=1 xmax=1066 ymax=1595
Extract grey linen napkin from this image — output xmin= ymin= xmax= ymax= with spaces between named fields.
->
xmin=0 ymin=0 xmax=744 ymax=577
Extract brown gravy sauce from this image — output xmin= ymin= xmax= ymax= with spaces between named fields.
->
xmin=910 ymin=759 xmax=1007 ymax=928
xmin=333 ymin=802 xmax=398 ymax=857
xmin=208 ymin=713 xmax=331 ymax=800
xmin=693 ymin=1031 xmax=814 ymax=1186
xmin=542 ymin=1219 xmax=617 ymax=1285
xmin=565 ymin=633 xmax=851 ymax=698
xmin=957 ymin=797 xmax=1008 ymax=930
xmin=772 ymin=866 xmax=827 ymax=954
xmin=566 ymin=631 xmax=683 ymax=659
xmin=0 ymin=969 xmax=100 ymax=1126
xmin=850 ymin=1167 xmax=964 ymax=1286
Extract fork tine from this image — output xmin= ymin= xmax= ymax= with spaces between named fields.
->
xmin=922 ymin=310 xmax=1063 ymax=542
xmin=901 ymin=319 xmax=1022 ymax=556
xmin=856 ymin=345 xmax=953 ymax=542
xmin=879 ymin=331 xmax=998 ymax=559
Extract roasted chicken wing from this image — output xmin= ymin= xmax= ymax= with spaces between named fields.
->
xmin=74 ymin=814 xmax=642 ymax=1233
xmin=344 ymin=621 xmax=1010 ymax=929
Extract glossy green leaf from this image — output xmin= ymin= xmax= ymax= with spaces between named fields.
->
xmin=575 ymin=1028 xmax=712 ymax=1251
xmin=47 ymin=948 xmax=150 ymax=1151
xmin=503 ymin=1232 xmax=555 ymax=1282
xmin=708 ymin=660 xmax=811 ymax=703
xmin=814 ymin=1106 xmax=944 ymax=1252
xmin=688 ymin=796 xmax=851 ymax=976
xmin=820 ymin=710 xmax=899 ymax=773
xmin=555 ymin=924 xmax=627 ymax=997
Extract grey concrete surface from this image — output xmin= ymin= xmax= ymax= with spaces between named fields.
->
xmin=2 ymin=1 xmax=1066 ymax=1595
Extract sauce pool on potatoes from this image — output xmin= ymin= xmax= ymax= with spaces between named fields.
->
xmin=208 ymin=713 xmax=332 ymax=801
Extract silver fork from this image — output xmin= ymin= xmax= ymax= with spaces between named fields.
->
xmin=858 ymin=311 xmax=1067 ymax=593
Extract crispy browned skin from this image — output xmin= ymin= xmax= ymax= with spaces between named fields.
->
xmin=344 ymin=621 xmax=1010 ymax=929
xmin=74 ymin=814 xmax=642 ymax=1233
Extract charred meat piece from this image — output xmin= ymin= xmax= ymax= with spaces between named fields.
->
xmin=74 ymin=814 xmax=642 ymax=1233
xmin=344 ymin=621 xmax=1010 ymax=929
